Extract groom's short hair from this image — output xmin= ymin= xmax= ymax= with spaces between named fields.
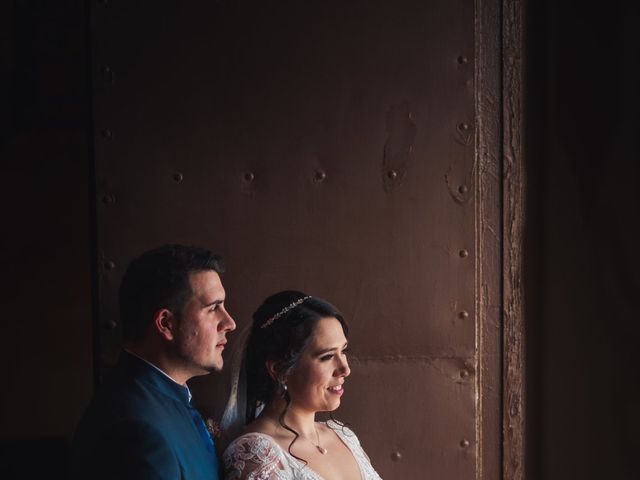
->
xmin=119 ymin=244 xmax=224 ymax=342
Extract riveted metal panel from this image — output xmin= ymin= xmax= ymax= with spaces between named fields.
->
xmin=91 ymin=0 xmax=502 ymax=477
xmin=340 ymin=359 xmax=477 ymax=478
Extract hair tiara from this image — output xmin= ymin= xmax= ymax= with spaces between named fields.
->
xmin=260 ymin=296 xmax=312 ymax=329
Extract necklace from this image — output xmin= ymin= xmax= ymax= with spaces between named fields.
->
xmin=270 ymin=416 xmax=328 ymax=454
xmin=312 ymin=424 xmax=327 ymax=455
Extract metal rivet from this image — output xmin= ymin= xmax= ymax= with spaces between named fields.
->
xmin=102 ymin=194 xmax=115 ymax=205
xmin=387 ymin=170 xmax=397 ymax=180
xmin=314 ymin=170 xmax=326 ymax=182
xmin=460 ymin=439 xmax=470 ymax=448
xmin=459 ymin=249 xmax=469 ymax=258
xmin=173 ymin=172 xmax=184 ymax=183
xmin=391 ymin=451 xmax=402 ymax=461
xmin=105 ymin=260 xmax=116 ymax=270
xmin=244 ymin=172 xmax=255 ymax=182
xmin=107 ymin=320 xmax=117 ymax=330
xmin=458 ymin=184 xmax=469 ymax=194
xmin=458 ymin=310 xmax=469 ymax=319
xmin=101 ymin=128 xmax=112 ymax=138
xmin=102 ymin=65 xmax=115 ymax=83
xmin=457 ymin=56 xmax=468 ymax=65
xmin=458 ymin=122 xmax=469 ymax=131
xmin=460 ymin=369 xmax=470 ymax=379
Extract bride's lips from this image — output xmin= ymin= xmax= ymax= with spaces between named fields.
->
xmin=327 ymin=384 xmax=344 ymax=395
xmin=215 ymin=341 xmax=227 ymax=349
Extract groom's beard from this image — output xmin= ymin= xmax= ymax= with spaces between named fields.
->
xmin=172 ymin=328 xmax=224 ymax=375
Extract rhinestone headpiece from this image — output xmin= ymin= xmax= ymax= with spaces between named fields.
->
xmin=260 ymin=296 xmax=312 ymax=329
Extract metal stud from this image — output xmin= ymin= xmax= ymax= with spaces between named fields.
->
xmin=314 ymin=170 xmax=326 ymax=182
xmin=457 ymin=55 xmax=468 ymax=65
xmin=105 ymin=260 xmax=116 ymax=271
xmin=387 ymin=170 xmax=398 ymax=180
xmin=458 ymin=184 xmax=469 ymax=194
xmin=458 ymin=122 xmax=469 ymax=131
xmin=244 ymin=172 xmax=255 ymax=182
xmin=460 ymin=369 xmax=470 ymax=379
xmin=460 ymin=439 xmax=470 ymax=448
xmin=172 ymin=172 xmax=184 ymax=183
xmin=391 ymin=451 xmax=402 ymax=461
xmin=101 ymin=65 xmax=115 ymax=83
xmin=458 ymin=310 xmax=469 ymax=320
xmin=107 ymin=320 xmax=117 ymax=330
xmin=459 ymin=249 xmax=469 ymax=258
xmin=101 ymin=128 xmax=112 ymax=139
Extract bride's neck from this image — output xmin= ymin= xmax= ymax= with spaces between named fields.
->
xmin=261 ymin=397 xmax=318 ymax=439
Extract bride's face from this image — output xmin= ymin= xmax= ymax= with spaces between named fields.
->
xmin=285 ymin=317 xmax=350 ymax=413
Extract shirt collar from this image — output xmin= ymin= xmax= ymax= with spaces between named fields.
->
xmin=124 ymin=350 xmax=192 ymax=402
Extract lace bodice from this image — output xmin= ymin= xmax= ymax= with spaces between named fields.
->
xmin=223 ymin=421 xmax=383 ymax=480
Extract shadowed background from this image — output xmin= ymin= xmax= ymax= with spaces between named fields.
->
xmin=1 ymin=1 xmax=638 ymax=479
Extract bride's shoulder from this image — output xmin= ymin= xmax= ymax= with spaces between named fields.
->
xmin=223 ymin=432 xmax=289 ymax=479
xmin=224 ymin=431 xmax=282 ymax=457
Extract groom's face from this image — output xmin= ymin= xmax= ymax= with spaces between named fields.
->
xmin=173 ymin=270 xmax=236 ymax=375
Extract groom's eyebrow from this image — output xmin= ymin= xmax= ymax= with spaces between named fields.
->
xmin=202 ymin=299 xmax=224 ymax=308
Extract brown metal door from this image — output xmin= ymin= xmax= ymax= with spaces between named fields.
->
xmin=92 ymin=1 xmax=503 ymax=478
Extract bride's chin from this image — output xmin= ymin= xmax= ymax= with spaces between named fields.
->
xmin=326 ymin=400 xmax=341 ymax=411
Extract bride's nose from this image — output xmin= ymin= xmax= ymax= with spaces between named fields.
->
xmin=336 ymin=356 xmax=350 ymax=377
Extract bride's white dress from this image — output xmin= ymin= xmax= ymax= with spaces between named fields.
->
xmin=222 ymin=421 xmax=383 ymax=480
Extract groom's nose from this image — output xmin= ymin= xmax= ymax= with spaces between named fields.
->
xmin=220 ymin=307 xmax=236 ymax=332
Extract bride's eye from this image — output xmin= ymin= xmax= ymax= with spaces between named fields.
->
xmin=320 ymin=354 xmax=333 ymax=361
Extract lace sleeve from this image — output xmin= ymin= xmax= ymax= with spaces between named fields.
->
xmin=223 ymin=433 xmax=290 ymax=480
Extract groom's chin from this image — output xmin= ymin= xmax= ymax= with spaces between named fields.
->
xmin=189 ymin=360 xmax=224 ymax=377
xmin=207 ymin=359 xmax=224 ymax=373
xmin=200 ymin=362 xmax=223 ymax=374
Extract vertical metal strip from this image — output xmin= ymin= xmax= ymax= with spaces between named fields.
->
xmin=476 ymin=0 xmax=503 ymax=478
xmin=86 ymin=0 xmax=101 ymax=390
xmin=503 ymin=0 xmax=526 ymax=479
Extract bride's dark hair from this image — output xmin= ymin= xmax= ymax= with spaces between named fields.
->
xmin=245 ymin=290 xmax=349 ymax=460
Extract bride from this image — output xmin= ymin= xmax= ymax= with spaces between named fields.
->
xmin=222 ymin=291 xmax=383 ymax=480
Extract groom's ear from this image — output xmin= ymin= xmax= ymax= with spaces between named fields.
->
xmin=153 ymin=308 xmax=176 ymax=341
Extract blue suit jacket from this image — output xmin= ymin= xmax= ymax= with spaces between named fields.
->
xmin=72 ymin=351 xmax=220 ymax=480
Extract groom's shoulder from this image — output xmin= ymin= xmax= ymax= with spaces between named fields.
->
xmin=70 ymin=377 xmax=181 ymax=480
xmin=80 ymin=360 xmax=175 ymax=424
xmin=71 ymin=362 xmax=178 ymax=466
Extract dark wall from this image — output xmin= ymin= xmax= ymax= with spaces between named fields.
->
xmin=0 ymin=1 xmax=93 ymax=478
xmin=526 ymin=1 xmax=640 ymax=479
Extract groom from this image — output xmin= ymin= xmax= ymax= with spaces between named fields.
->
xmin=72 ymin=244 xmax=236 ymax=479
